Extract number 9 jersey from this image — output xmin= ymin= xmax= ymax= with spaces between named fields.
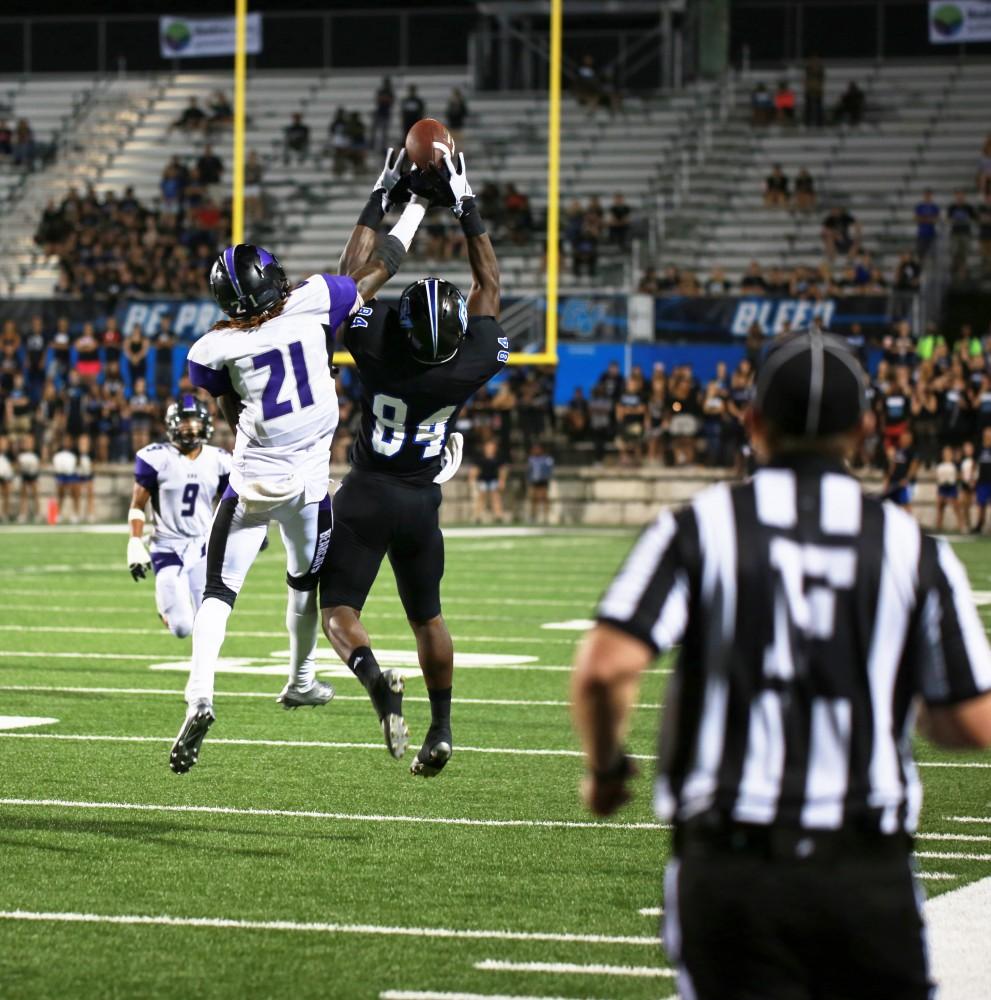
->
xmin=344 ymin=301 xmax=508 ymax=485
xmin=187 ymin=274 xmax=360 ymax=501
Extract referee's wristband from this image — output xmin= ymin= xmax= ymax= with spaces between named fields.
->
xmin=357 ymin=191 xmax=386 ymax=230
xmin=457 ymin=198 xmax=486 ymax=238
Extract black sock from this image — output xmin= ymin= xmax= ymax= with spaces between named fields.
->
xmin=348 ymin=646 xmax=381 ymax=692
xmin=428 ymin=687 xmax=452 ymax=731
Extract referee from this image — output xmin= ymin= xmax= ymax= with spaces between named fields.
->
xmin=572 ymin=332 xmax=991 ymax=1000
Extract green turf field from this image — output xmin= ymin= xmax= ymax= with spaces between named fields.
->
xmin=0 ymin=526 xmax=990 ymax=1000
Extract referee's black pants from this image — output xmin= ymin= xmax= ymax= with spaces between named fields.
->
xmin=664 ymin=829 xmax=934 ymax=1000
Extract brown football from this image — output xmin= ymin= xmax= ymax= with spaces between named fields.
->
xmin=404 ymin=118 xmax=456 ymax=173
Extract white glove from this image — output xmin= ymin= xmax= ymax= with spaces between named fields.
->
xmin=127 ymin=536 xmax=151 ymax=581
xmin=433 ymin=432 xmax=464 ymax=484
xmin=441 ymin=152 xmax=474 ymax=217
xmin=372 ymin=147 xmax=407 ymax=211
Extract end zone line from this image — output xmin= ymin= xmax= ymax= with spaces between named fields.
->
xmin=0 ymin=910 xmax=657 ymax=947
xmin=0 ymin=685 xmax=663 ymax=711
xmin=475 ymin=960 xmax=675 ymax=979
xmin=0 ymin=798 xmax=668 ymax=832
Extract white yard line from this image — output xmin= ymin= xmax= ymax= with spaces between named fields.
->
xmin=475 ymin=960 xmax=674 ymax=978
xmin=0 ymin=625 xmax=580 ymax=646
xmin=0 ymin=798 xmax=669 ymax=832
xmin=0 ymin=910 xmax=657 ymax=947
xmin=0 ymin=684 xmax=663 ymax=711
xmin=381 ymin=992 xmax=615 ymax=1000
xmin=637 ymin=907 xmax=663 ymax=916
xmin=916 ymin=833 xmax=991 ymax=844
xmin=917 ymin=873 xmax=959 ymax=881
xmin=944 ymin=816 xmax=991 ymax=824
xmin=926 ymin=876 xmax=991 ymax=999
xmin=915 ymin=850 xmax=991 ymax=862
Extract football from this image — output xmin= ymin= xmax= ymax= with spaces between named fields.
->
xmin=404 ymin=117 xmax=456 ymax=173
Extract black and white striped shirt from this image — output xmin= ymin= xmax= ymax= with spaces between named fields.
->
xmin=598 ymin=456 xmax=991 ymax=834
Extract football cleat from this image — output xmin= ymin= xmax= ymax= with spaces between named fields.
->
xmin=277 ymin=679 xmax=335 ymax=710
xmin=169 ymin=699 xmax=215 ymax=774
xmin=370 ymin=669 xmax=409 ymax=760
xmin=410 ymin=727 xmax=453 ymax=778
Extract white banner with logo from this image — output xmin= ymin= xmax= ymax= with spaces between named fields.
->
xmin=929 ymin=2 xmax=991 ymax=43
xmin=159 ymin=14 xmax=263 ymax=59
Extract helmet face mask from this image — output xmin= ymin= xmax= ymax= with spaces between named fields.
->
xmin=210 ymin=244 xmax=290 ymax=320
xmin=399 ymin=278 xmax=467 ymax=365
xmin=166 ymin=397 xmax=213 ymax=454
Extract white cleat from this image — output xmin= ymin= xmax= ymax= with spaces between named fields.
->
xmin=277 ymin=679 xmax=336 ymax=710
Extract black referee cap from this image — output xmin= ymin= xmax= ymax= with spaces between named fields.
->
xmin=754 ymin=331 xmax=867 ymax=438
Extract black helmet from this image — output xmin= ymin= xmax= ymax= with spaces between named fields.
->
xmin=399 ymin=277 xmax=467 ymax=365
xmin=165 ymin=395 xmax=213 ymax=453
xmin=210 ymin=244 xmax=290 ymax=319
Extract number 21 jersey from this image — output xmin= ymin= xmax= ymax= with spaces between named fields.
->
xmin=188 ymin=274 xmax=359 ymax=501
xmin=344 ymin=302 xmax=508 ymax=485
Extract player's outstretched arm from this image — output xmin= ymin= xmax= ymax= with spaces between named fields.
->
xmin=442 ymin=152 xmax=500 ymax=318
xmin=349 ymin=193 xmax=429 ymax=304
xmin=127 ymin=483 xmax=152 ymax=581
xmin=339 ymin=148 xmax=407 ymax=276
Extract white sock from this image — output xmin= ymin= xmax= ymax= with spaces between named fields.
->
xmin=286 ymin=587 xmax=318 ymax=689
xmin=185 ymin=597 xmax=232 ymax=706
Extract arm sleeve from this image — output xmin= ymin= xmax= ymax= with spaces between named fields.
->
xmin=321 ymin=274 xmax=360 ymax=331
xmin=596 ymin=508 xmax=696 ymax=655
xmin=187 ymin=335 xmax=233 ymax=398
xmin=133 ymin=448 xmax=160 ymax=490
xmin=916 ymin=538 xmax=991 ymax=705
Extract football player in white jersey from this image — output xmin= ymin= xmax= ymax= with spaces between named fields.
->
xmin=127 ymin=396 xmax=232 ymax=640
xmin=170 ymin=171 xmax=432 ymax=774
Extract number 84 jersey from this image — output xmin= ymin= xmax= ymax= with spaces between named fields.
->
xmin=134 ymin=442 xmax=232 ymax=549
xmin=345 ymin=302 xmax=508 ymax=485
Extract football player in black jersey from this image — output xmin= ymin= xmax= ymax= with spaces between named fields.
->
xmin=321 ymin=148 xmax=507 ymax=775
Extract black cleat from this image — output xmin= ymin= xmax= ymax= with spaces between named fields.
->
xmin=170 ymin=700 xmax=215 ymax=774
xmin=410 ymin=727 xmax=453 ymax=778
xmin=369 ymin=669 xmax=409 ymax=759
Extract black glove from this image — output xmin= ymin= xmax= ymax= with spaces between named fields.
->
xmin=408 ymin=164 xmax=456 ymax=208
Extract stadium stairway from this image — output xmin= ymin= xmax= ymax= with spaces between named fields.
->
xmin=658 ymin=59 xmax=991 ymax=285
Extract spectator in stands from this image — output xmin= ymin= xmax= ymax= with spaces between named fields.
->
xmin=196 ymin=145 xmax=224 ymax=188
xmin=504 ymin=184 xmax=533 ymax=245
xmin=12 ymin=119 xmax=36 ymax=170
xmin=23 ymin=316 xmax=46 ymax=404
xmin=129 ymin=378 xmax=155 ymax=453
xmin=469 ymin=438 xmax=507 ymax=524
xmin=763 ymin=164 xmax=789 ymax=208
xmin=526 ymin=441 xmax=554 ymax=523
xmin=977 ymin=135 xmax=991 ymax=198
xmin=793 ymin=168 xmax=816 ymax=211
xmin=400 ymin=85 xmax=425 ymax=138
xmin=347 ymin=112 xmax=368 ymax=172
xmin=160 ymin=159 xmax=185 ymax=213
xmin=835 ymin=81 xmax=865 ymax=126
xmin=153 ymin=315 xmax=175 ymax=399
xmin=0 ymin=119 xmax=11 ymax=158
xmin=804 ymin=55 xmax=825 ymax=128
xmin=638 ymin=267 xmax=660 ymax=295
xmin=370 ymin=76 xmax=394 ymax=153
xmin=284 ymin=112 xmax=310 ymax=164
xmin=123 ymin=324 xmax=148 ymax=385
xmin=894 ymin=250 xmax=922 ymax=293
xmin=607 ymin=193 xmax=631 ymax=249
xmin=244 ymin=150 xmax=265 ymax=227
xmin=172 ymin=97 xmax=206 ymax=133
xmin=947 ymin=190 xmax=978 ymax=279
xmin=704 ymin=267 xmax=731 ymax=295
xmin=740 ymin=260 xmax=768 ymax=295
xmin=979 ymin=192 xmax=991 ymax=278
xmin=207 ymin=91 xmax=233 ymax=133
xmin=567 ymin=201 xmax=601 ymax=279
xmin=821 ymin=205 xmax=862 ymax=260
xmin=750 ymin=83 xmax=773 ymax=125
xmin=666 ymin=366 xmax=702 ymax=465
xmin=773 ymin=80 xmax=796 ymax=124
xmin=615 ymin=376 xmax=647 ymax=466
xmin=587 ymin=385 xmax=614 ymax=461
xmin=328 ymin=107 xmax=351 ymax=175
xmin=564 ymin=386 xmax=589 ymax=441
xmin=479 ymin=182 xmax=504 ymax=233
xmin=575 ymin=54 xmax=601 ymax=110
xmin=701 ymin=372 xmax=730 ymax=467
xmin=74 ymin=323 xmax=101 ymax=384
xmin=915 ymin=189 xmax=940 ymax=259
xmin=596 ymin=360 xmax=624 ymax=403
xmin=446 ymin=88 xmax=468 ymax=146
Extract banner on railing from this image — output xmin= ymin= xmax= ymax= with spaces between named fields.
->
xmin=117 ymin=299 xmax=224 ymax=340
xmin=159 ymin=14 xmax=263 ymax=58
xmin=928 ymin=1 xmax=991 ymax=43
